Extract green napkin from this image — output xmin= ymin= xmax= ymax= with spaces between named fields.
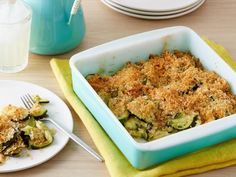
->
xmin=50 ymin=39 xmax=236 ymax=177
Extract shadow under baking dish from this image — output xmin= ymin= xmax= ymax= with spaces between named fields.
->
xmin=69 ymin=26 xmax=236 ymax=169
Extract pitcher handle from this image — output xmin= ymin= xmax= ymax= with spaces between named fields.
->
xmin=68 ymin=0 xmax=81 ymax=25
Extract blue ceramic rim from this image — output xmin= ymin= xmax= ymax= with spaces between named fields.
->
xmin=69 ymin=26 xmax=236 ymax=151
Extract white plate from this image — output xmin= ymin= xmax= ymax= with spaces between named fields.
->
xmin=111 ymin=0 xmax=200 ymax=12
xmin=107 ymin=0 xmax=202 ymax=15
xmin=0 ymin=80 xmax=73 ymax=173
xmin=101 ymin=0 xmax=205 ymax=20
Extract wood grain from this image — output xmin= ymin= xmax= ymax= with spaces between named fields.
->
xmin=0 ymin=0 xmax=236 ymax=176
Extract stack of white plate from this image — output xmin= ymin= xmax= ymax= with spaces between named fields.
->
xmin=100 ymin=0 xmax=206 ymax=19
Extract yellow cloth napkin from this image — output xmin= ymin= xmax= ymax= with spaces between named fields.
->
xmin=50 ymin=39 xmax=236 ymax=177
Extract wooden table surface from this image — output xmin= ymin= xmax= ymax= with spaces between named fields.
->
xmin=1 ymin=0 xmax=236 ymax=176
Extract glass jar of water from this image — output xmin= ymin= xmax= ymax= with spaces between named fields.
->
xmin=0 ymin=0 xmax=32 ymax=73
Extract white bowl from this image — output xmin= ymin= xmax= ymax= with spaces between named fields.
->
xmin=70 ymin=26 xmax=236 ymax=169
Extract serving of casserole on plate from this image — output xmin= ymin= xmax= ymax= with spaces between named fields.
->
xmin=0 ymin=80 xmax=73 ymax=173
xmin=70 ymin=26 xmax=236 ymax=169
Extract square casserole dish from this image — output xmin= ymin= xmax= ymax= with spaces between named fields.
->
xmin=70 ymin=26 xmax=236 ymax=169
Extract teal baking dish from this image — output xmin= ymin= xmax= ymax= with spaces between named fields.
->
xmin=69 ymin=26 xmax=236 ymax=169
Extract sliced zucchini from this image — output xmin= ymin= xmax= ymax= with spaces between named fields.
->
xmin=21 ymin=121 xmax=54 ymax=149
xmin=124 ymin=117 xmax=139 ymax=130
xmin=128 ymin=129 xmax=148 ymax=140
xmin=3 ymin=135 xmax=25 ymax=156
xmin=19 ymin=116 xmax=36 ymax=129
xmin=35 ymin=121 xmax=55 ymax=134
xmin=124 ymin=116 xmax=151 ymax=130
xmin=118 ymin=111 xmax=130 ymax=120
xmin=119 ymin=117 xmax=128 ymax=125
xmin=169 ymin=112 xmax=198 ymax=130
xmin=32 ymin=95 xmax=50 ymax=104
xmin=147 ymin=129 xmax=169 ymax=141
xmin=2 ymin=105 xmax=29 ymax=121
xmin=30 ymin=103 xmax=47 ymax=119
xmin=123 ymin=116 xmax=151 ymax=140
xmin=29 ymin=129 xmax=53 ymax=149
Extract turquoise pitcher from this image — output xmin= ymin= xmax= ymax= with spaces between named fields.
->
xmin=24 ymin=0 xmax=85 ymax=55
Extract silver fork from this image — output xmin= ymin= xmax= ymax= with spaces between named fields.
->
xmin=20 ymin=94 xmax=104 ymax=162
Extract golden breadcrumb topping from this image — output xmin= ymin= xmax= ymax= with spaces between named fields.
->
xmin=2 ymin=105 xmax=29 ymax=121
xmin=0 ymin=114 xmax=17 ymax=145
xmin=87 ymin=51 xmax=236 ymax=140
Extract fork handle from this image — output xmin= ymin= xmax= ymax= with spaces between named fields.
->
xmin=46 ymin=118 xmax=104 ymax=162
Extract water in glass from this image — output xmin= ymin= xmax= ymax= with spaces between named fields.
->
xmin=0 ymin=0 xmax=32 ymax=73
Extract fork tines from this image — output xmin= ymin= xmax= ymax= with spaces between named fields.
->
xmin=21 ymin=94 xmax=35 ymax=109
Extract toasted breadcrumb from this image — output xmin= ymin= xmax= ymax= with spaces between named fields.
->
xmin=87 ymin=51 xmax=236 ymax=140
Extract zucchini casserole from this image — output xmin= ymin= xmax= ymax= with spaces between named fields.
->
xmin=86 ymin=51 xmax=236 ymax=141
